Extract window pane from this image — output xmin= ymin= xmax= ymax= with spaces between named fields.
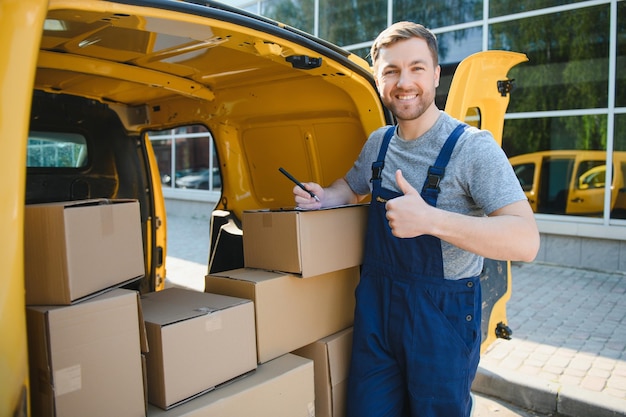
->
xmin=319 ymin=0 xmax=387 ymax=46
xmin=616 ymin=113 xmax=626 ymax=152
xmin=348 ymin=46 xmax=370 ymax=62
xmin=504 ymin=115 xmax=610 ymax=217
xmin=617 ymin=1 xmax=626 ymax=107
xmin=261 ymin=0 xmax=315 ymax=34
xmin=174 ymin=133 xmax=216 ymax=190
xmin=503 ymin=115 xmax=608 ymax=157
xmin=438 ymin=27 xmax=482 ymax=66
xmin=490 ymin=0 xmax=587 ymax=18
xmin=432 ymin=28 xmax=483 ymax=109
xmin=27 ymin=131 xmax=88 ymax=168
xmin=149 ymin=133 xmax=173 ymax=187
xmin=393 ymin=0 xmax=482 ymax=26
xmin=490 ymin=5 xmax=610 ymax=112
xmin=149 ymin=126 xmax=221 ymax=191
xmin=513 ymin=162 xmax=536 ymax=192
xmin=239 ymin=3 xmax=260 ymax=14
xmin=612 ymin=114 xmax=626 ymax=219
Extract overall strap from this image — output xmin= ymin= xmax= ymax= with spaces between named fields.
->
xmin=421 ymin=123 xmax=469 ymax=206
xmin=370 ymin=126 xmax=396 ymax=184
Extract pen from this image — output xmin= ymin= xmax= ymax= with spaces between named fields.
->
xmin=278 ymin=167 xmax=321 ymax=202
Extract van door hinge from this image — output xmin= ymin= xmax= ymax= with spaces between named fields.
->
xmin=497 ymin=79 xmax=515 ymax=97
xmin=495 ymin=321 xmax=513 ymax=340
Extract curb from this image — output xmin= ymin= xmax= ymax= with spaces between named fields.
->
xmin=472 ymin=366 xmax=626 ymax=417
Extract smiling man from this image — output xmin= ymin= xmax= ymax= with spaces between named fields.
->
xmin=292 ymin=21 xmax=539 ymax=417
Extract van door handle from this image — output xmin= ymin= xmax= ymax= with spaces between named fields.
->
xmin=570 ymin=197 xmax=584 ymax=203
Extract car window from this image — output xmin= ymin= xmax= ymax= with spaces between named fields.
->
xmin=576 ymin=160 xmax=606 ymax=190
xmin=513 ymin=162 xmax=535 ymax=191
xmin=27 ymin=131 xmax=88 ymax=168
xmin=538 ymin=157 xmax=575 ymax=214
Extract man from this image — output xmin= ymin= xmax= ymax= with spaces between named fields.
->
xmin=292 ymin=21 xmax=539 ymax=417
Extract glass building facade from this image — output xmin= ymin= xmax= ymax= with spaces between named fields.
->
xmin=234 ymin=0 xmax=626 ymax=236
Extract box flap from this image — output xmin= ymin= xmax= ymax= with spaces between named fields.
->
xmin=208 ymin=268 xmax=290 ymax=284
xmin=141 ymin=287 xmax=252 ymax=326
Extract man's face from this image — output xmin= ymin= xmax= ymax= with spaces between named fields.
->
xmin=374 ymin=37 xmax=440 ymax=122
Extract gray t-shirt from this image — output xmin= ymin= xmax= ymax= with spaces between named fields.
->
xmin=345 ymin=111 xmax=526 ymax=279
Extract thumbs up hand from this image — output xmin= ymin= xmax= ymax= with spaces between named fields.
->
xmin=385 ymin=169 xmax=433 ymax=238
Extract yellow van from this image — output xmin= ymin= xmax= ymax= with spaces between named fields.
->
xmin=1 ymin=1 xmax=526 ymax=415
xmin=509 ymin=150 xmax=626 ymax=218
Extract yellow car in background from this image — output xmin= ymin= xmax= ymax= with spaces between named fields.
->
xmin=1 ymin=1 xmax=526 ymax=415
xmin=509 ymin=150 xmax=626 ymax=218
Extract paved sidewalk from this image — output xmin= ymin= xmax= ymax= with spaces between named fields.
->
xmin=473 ymin=262 xmax=626 ymax=417
xmin=163 ymin=214 xmax=211 ymax=292
xmin=164 ymin=214 xmax=626 ymax=417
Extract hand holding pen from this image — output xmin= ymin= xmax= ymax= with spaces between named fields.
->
xmin=279 ymin=167 xmax=321 ymax=203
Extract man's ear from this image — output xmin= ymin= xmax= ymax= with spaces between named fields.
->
xmin=434 ymin=64 xmax=441 ymax=88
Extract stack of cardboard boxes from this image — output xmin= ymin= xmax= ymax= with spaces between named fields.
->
xmin=24 ymin=199 xmax=148 ymax=417
xmin=24 ymin=200 xmax=368 ymax=417
xmin=200 ymin=204 xmax=368 ymax=417
xmin=148 ymin=204 xmax=368 ymax=416
xmin=23 ymin=199 xmax=262 ymax=417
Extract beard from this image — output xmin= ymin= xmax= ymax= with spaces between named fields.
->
xmin=381 ymin=88 xmax=436 ymax=122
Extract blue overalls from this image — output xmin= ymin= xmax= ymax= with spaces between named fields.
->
xmin=346 ymin=124 xmax=482 ymax=417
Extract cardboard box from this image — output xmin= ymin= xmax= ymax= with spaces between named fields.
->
xmin=146 ymin=354 xmax=315 ymax=417
xmin=205 ymin=267 xmax=358 ymax=363
xmin=140 ymin=288 xmax=257 ymax=409
xmin=242 ymin=204 xmax=368 ymax=277
xmin=26 ymin=289 xmax=146 ymax=417
xmin=293 ymin=327 xmax=354 ymax=417
xmin=24 ymin=199 xmax=145 ymax=305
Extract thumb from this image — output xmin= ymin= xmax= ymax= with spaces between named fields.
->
xmin=395 ymin=169 xmax=418 ymax=195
